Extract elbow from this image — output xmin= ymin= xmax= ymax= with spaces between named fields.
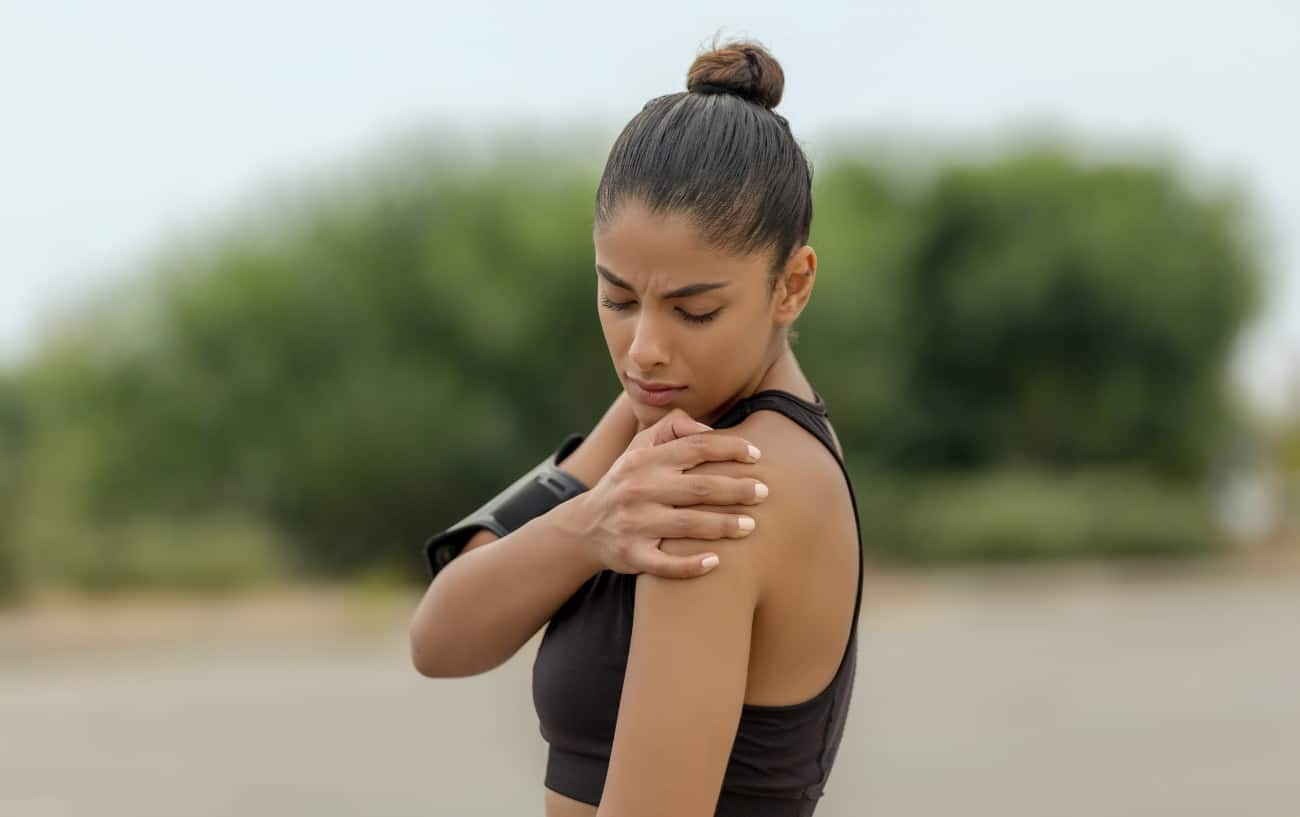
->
xmin=409 ymin=589 xmax=457 ymax=678
xmin=408 ymin=597 xmax=504 ymax=678
xmin=409 ymin=620 xmax=448 ymax=678
xmin=409 ymin=625 xmax=501 ymax=679
xmin=409 ymin=623 xmax=481 ymax=678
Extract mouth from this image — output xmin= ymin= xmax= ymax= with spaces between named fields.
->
xmin=628 ymin=376 xmax=685 ymax=391
xmin=627 ymin=376 xmax=687 ymax=406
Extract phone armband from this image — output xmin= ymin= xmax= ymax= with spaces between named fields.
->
xmin=422 ymin=433 xmax=590 ymax=579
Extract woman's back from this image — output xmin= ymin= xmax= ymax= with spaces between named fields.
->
xmin=535 ymin=387 xmax=863 ymax=816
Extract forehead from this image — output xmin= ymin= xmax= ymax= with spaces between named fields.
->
xmin=593 ymin=199 xmax=764 ymax=283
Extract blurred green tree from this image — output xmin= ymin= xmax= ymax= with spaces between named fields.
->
xmin=2 ymin=136 xmax=1268 ymax=585
xmin=0 ymin=371 xmax=30 ymax=601
xmin=882 ymin=148 xmax=1259 ymax=476
xmin=15 ymin=139 xmax=621 ymax=580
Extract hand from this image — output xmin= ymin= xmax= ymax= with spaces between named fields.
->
xmin=566 ymin=408 xmax=767 ymax=579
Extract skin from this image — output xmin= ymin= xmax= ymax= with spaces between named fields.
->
xmin=592 ymin=197 xmax=818 ymax=432
xmin=543 ymin=198 xmax=860 ymax=816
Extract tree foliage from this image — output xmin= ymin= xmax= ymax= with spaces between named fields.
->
xmin=0 ymin=136 xmax=1265 ymax=585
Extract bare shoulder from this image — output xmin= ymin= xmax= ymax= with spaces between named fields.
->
xmin=695 ymin=409 xmax=842 ymax=496
xmin=672 ymin=410 xmax=844 ymax=591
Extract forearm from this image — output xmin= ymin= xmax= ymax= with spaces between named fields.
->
xmin=456 ymin=393 xmax=635 ymax=554
xmin=409 ymin=391 xmax=636 ymax=678
xmin=554 ymin=390 xmax=639 ymax=487
xmin=410 ymin=495 xmax=598 ymax=678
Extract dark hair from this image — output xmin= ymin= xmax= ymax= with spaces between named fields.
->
xmin=593 ymin=36 xmax=814 ymax=300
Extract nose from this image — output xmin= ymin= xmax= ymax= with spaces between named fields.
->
xmin=627 ymin=310 xmax=670 ymax=372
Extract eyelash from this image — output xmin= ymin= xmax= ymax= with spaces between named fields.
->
xmin=599 ymin=295 xmax=721 ymax=324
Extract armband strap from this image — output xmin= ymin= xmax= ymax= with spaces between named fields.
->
xmin=423 ymin=432 xmax=590 ymax=579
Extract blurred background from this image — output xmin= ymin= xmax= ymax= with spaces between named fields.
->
xmin=2 ymin=2 xmax=1298 ymax=815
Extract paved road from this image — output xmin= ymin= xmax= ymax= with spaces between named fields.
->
xmin=2 ymin=557 xmax=1298 ymax=817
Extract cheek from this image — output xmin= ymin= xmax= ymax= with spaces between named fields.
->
xmin=596 ymin=311 xmax=629 ymax=353
xmin=706 ymin=316 xmax=761 ymax=362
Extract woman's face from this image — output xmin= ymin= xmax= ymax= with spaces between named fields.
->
xmin=592 ymin=198 xmax=814 ymax=428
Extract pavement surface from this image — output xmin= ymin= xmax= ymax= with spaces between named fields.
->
xmin=2 ymin=554 xmax=1298 ymax=817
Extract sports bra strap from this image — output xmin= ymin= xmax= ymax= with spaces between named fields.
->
xmin=713 ymin=389 xmax=841 ymax=467
xmin=712 ymin=387 xmax=864 ymax=628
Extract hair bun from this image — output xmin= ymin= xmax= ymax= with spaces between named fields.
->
xmin=686 ymin=37 xmax=784 ymax=111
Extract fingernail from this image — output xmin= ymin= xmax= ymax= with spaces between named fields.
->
xmin=748 ymin=444 xmax=761 ymax=461
xmin=701 ymin=555 xmax=720 ymax=569
xmin=737 ymin=515 xmax=755 ymax=531
xmin=754 ymin=481 xmax=769 ymax=499
xmin=696 ymin=422 xmax=712 ymax=431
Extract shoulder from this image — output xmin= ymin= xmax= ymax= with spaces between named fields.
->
xmin=652 ymin=408 xmax=841 ymax=601
xmin=693 ymin=408 xmax=838 ymax=494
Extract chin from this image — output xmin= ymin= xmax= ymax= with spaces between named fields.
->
xmin=628 ymin=399 xmax=673 ymax=427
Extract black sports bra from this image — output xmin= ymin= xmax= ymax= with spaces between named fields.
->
xmin=532 ymin=388 xmax=863 ymax=816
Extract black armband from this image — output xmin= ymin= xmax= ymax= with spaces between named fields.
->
xmin=422 ymin=433 xmax=590 ymax=579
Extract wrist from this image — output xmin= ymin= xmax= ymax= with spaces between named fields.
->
xmin=547 ymin=493 xmax=603 ymax=577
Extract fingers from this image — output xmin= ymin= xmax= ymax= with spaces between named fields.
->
xmin=646 ymin=408 xmax=712 ymax=447
xmin=632 ymin=410 xmax=761 ymax=471
xmin=636 ymin=548 xmax=722 ymax=579
xmin=625 ymin=409 xmax=709 ymax=457
xmin=653 ymin=507 xmax=758 ymax=540
xmin=662 ymin=431 xmax=762 ymax=470
xmin=665 ymin=474 xmax=770 ymax=507
xmin=633 ymin=506 xmax=759 ymax=579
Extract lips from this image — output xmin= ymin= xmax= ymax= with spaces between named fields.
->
xmin=627 ymin=376 xmax=686 ymax=406
xmin=629 ymin=377 xmax=684 ymax=392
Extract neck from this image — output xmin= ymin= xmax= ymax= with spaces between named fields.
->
xmin=698 ymin=339 xmax=810 ymax=428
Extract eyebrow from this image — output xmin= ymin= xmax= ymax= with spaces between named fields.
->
xmin=596 ymin=264 xmax=730 ymax=299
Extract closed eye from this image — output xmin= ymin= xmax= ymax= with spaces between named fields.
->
xmin=599 ymin=295 xmax=721 ymax=325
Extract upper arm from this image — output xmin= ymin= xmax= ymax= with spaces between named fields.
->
xmin=596 ymin=421 xmax=798 ymax=817
xmin=596 ymin=534 xmax=763 ymax=816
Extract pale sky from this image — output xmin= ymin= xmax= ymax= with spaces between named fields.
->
xmin=2 ymin=0 xmax=1297 ymax=413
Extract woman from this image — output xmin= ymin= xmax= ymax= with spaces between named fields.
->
xmin=410 ymin=38 xmax=862 ymax=817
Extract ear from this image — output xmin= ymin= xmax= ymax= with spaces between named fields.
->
xmin=772 ymin=245 xmax=816 ymax=326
